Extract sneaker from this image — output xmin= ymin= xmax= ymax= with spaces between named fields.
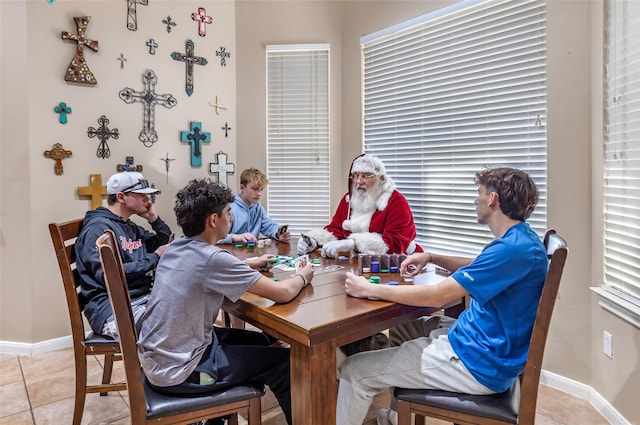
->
xmin=376 ymin=408 xmax=398 ymax=425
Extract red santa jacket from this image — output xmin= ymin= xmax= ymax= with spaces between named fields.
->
xmin=324 ymin=190 xmax=423 ymax=254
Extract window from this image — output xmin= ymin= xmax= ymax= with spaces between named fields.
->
xmin=266 ymin=44 xmax=330 ymax=233
xmin=361 ymin=0 xmax=547 ymax=256
xmin=604 ymin=0 xmax=640 ymax=300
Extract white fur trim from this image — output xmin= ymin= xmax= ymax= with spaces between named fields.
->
xmin=305 ymin=229 xmax=336 ymax=246
xmin=350 ymin=232 xmax=387 ymax=255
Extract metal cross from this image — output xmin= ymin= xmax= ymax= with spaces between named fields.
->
xmin=146 ymin=38 xmax=157 ymax=54
xmin=171 ymin=39 xmax=208 ymax=97
xmin=54 ymin=102 xmax=72 ymax=124
xmin=87 ymin=115 xmax=119 ymax=159
xmin=216 ymin=46 xmax=231 ymax=67
xmin=117 ymin=52 xmax=127 ymax=69
xmin=119 ymin=69 xmax=177 ymax=146
xmin=117 ymin=156 xmax=143 ymax=172
xmin=61 ymin=16 xmax=99 ymax=85
xmin=180 ymin=121 xmax=211 ymax=167
xmin=126 ymin=0 xmax=148 ymax=31
xmin=208 ymin=152 xmax=235 ymax=188
xmin=162 ymin=16 xmax=176 ymax=33
xmin=222 ymin=122 xmax=231 ymax=138
xmin=191 ymin=7 xmax=212 ymax=37
xmin=160 ymin=153 xmax=175 ymax=183
xmin=77 ymin=174 xmax=107 ymax=210
xmin=208 ymin=95 xmax=227 ymax=115
xmin=44 ymin=143 xmax=72 ymax=175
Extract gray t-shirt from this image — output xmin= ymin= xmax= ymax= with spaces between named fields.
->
xmin=137 ymin=236 xmax=261 ymax=387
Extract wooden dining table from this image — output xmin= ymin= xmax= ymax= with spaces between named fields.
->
xmin=223 ymin=240 xmax=464 ymax=425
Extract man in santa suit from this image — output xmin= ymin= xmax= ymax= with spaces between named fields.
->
xmin=298 ymin=154 xmax=422 ymax=257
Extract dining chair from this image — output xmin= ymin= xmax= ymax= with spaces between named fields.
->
xmin=394 ymin=229 xmax=568 ymax=425
xmin=49 ymin=219 xmax=126 ymax=425
xmin=96 ymin=229 xmax=265 ymax=424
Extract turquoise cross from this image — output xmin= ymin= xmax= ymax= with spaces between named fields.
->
xmin=54 ymin=102 xmax=72 ymax=124
xmin=180 ymin=121 xmax=211 ymax=166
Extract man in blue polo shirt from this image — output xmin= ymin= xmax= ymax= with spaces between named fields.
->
xmin=336 ymin=167 xmax=548 ymax=425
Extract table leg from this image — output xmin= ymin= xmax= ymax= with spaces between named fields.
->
xmin=289 ymin=340 xmax=338 ymax=425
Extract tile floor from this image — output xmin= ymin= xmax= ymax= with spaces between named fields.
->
xmin=0 ymin=347 xmax=610 ymax=425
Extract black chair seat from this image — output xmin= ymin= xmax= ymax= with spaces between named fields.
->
xmin=84 ymin=333 xmax=117 ymax=345
xmin=394 ymin=380 xmax=520 ymax=424
xmin=144 ymin=378 xmax=265 ymax=420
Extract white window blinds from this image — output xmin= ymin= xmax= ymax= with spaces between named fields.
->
xmin=361 ymin=0 xmax=547 ymax=256
xmin=604 ymin=0 xmax=640 ymax=300
xmin=266 ymin=45 xmax=330 ymax=233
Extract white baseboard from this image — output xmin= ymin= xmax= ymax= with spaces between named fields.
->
xmin=541 ymin=369 xmax=631 ymax=425
xmin=0 ymin=335 xmax=73 ymax=356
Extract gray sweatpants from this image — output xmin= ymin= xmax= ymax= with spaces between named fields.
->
xmin=336 ymin=316 xmax=494 ymax=425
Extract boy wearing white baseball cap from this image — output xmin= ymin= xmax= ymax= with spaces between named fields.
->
xmin=75 ymin=171 xmax=172 ymax=339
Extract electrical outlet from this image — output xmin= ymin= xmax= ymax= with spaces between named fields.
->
xmin=603 ymin=330 xmax=613 ymax=359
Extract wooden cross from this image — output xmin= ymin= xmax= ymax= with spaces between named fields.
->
xmin=222 ymin=122 xmax=231 ymax=138
xmin=44 ymin=143 xmax=72 ymax=175
xmin=208 ymin=95 xmax=227 ymax=115
xmin=119 ymin=69 xmax=177 ymax=146
xmin=191 ymin=7 xmax=212 ymax=37
xmin=78 ymin=174 xmax=107 ymax=209
xmin=61 ymin=16 xmax=99 ymax=85
xmin=117 ymin=156 xmax=143 ymax=172
xmin=54 ymin=102 xmax=72 ymax=124
xmin=117 ymin=53 xmax=127 ymax=69
xmin=216 ymin=46 xmax=230 ymax=67
xmin=126 ymin=0 xmax=148 ymax=31
xmin=209 ymin=152 xmax=235 ymax=188
xmin=181 ymin=121 xmax=211 ymax=167
xmin=146 ymin=39 xmax=157 ymax=55
xmin=171 ymin=39 xmax=208 ymax=97
xmin=87 ymin=115 xmax=119 ymax=159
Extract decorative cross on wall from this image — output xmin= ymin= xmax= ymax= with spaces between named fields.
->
xmin=171 ymin=39 xmax=208 ymax=97
xmin=216 ymin=46 xmax=230 ymax=67
xmin=209 ymin=151 xmax=235 ymax=188
xmin=61 ymin=16 xmax=99 ymax=84
xmin=44 ymin=143 xmax=72 ymax=175
xmin=117 ymin=156 xmax=143 ymax=172
xmin=77 ymin=174 xmax=107 ymax=209
xmin=117 ymin=53 xmax=127 ymax=69
xmin=119 ymin=69 xmax=177 ymax=146
xmin=87 ymin=115 xmax=119 ymax=159
xmin=146 ymin=39 xmax=157 ymax=54
xmin=209 ymin=95 xmax=227 ymax=115
xmin=160 ymin=152 xmax=175 ymax=183
xmin=221 ymin=122 xmax=231 ymax=138
xmin=180 ymin=121 xmax=211 ymax=167
xmin=162 ymin=16 xmax=176 ymax=33
xmin=191 ymin=7 xmax=212 ymax=37
xmin=126 ymin=0 xmax=148 ymax=31
xmin=54 ymin=102 xmax=72 ymax=124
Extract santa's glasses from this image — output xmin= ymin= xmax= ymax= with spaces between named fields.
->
xmin=350 ymin=173 xmax=377 ymax=182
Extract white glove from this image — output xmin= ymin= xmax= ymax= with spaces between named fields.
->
xmin=321 ymin=239 xmax=355 ymax=258
xmin=297 ymin=235 xmax=318 ymax=255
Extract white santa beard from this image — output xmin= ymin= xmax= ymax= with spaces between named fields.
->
xmin=347 ymin=182 xmax=385 ymax=233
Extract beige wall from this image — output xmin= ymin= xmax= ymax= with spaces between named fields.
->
xmin=2 ymin=0 xmax=639 ymax=423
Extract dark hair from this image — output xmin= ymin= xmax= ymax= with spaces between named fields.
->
xmin=107 ymin=194 xmax=118 ymax=205
xmin=474 ymin=167 xmax=539 ymax=221
xmin=174 ymin=179 xmax=234 ymax=237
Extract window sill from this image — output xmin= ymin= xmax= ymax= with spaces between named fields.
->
xmin=590 ymin=286 xmax=640 ymax=329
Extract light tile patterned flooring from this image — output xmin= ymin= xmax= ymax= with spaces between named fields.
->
xmin=0 ymin=347 xmax=610 ymax=425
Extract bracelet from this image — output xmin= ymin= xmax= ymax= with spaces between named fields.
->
xmin=293 ymin=273 xmax=308 ymax=288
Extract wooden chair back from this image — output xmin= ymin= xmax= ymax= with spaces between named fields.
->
xmin=97 ymin=229 xmax=264 ymax=424
xmin=396 ymin=229 xmax=568 ymax=425
xmin=48 ymin=219 xmax=125 ymax=425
